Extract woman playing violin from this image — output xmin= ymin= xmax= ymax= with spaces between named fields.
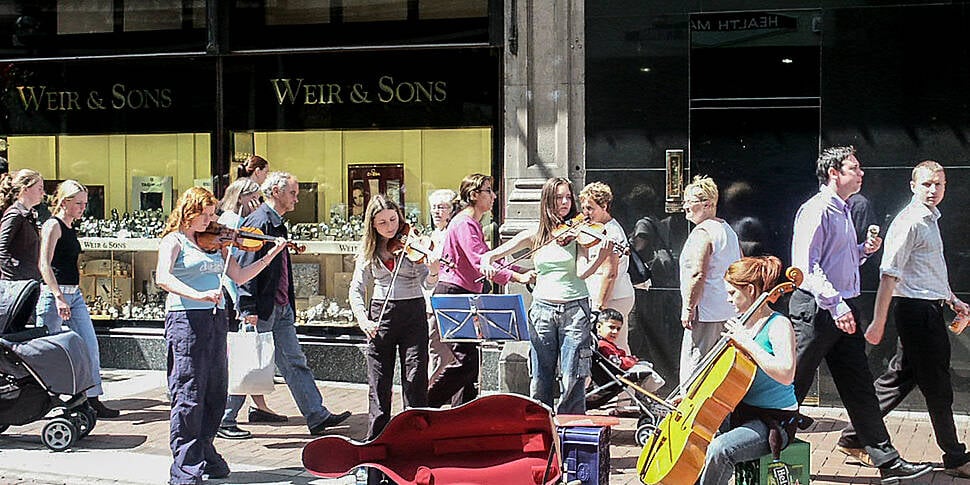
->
xmin=579 ymin=182 xmax=635 ymax=349
xmin=349 ymin=194 xmax=439 ymax=440
xmin=427 ymin=174 xmax=534 ymax=408
xmin=155 ymin=186 xmax=286 ymax=484
xmin=481 ymin=177 xmax=611 ymax=414
xmin=698 ymin=255 xmax=798 ymax=485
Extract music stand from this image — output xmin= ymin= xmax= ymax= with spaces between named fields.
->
xmin=431 ymin=294 xmax=529 ymax=343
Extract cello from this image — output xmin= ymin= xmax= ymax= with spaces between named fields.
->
xmin=636 ymin=266 xmax=803 ymax=484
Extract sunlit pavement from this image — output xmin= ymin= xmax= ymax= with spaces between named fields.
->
xmin=1 ymin=369 xmax=966 ymax=484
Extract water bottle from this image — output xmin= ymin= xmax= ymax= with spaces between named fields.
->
xmin=950 ymin=312 xmax=969 ymax=335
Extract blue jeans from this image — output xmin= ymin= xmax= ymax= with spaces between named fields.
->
xmin=37 ymin=289 xmax=103 ymax=397
xmin=699 ymin=418 xmax=785 ymax=485
xmin=528 ymin=298 xmax=593 ymax=415
xmin=222 ymin=304 xmax=333 ymax=430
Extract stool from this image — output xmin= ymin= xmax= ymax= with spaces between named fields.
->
xmin=734 ymin=438 xmax=811 ymax=485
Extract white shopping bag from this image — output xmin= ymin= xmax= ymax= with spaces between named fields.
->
xmin=227 ymin=329 xmax=276 ymax=395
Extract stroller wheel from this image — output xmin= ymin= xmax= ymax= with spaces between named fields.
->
xmin=42 ymin=418 xmax=77 ymax=452
xmin=69 ymin=407 xmax=96 ymax=439
xmin=635 ymin=423 xmax=657 ymax=447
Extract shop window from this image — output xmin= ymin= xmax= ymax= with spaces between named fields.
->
xmin=7 ymin=133 xmax=211 ymax=322
xmin=265 ymin=0 xmax=332 ymax=26
xmin=57 ymin=0 xmax=113 ymax=35
xmin=342 ymin=0 xmax=407 ymax=23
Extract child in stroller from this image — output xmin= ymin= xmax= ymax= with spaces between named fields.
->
xmin=586 ymin=308 xmax=667 ymax=446
xmin=0 ymin=279 xmax=99 ymax=451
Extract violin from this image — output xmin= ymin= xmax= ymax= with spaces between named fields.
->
xmin=552 ymin=215 xmax=629 ymax=254
xmin=387 ymin=223 xmax=455 ymax=269
xmin=636 ymin=267 xmax=803 ymax=484
xmin=197 ymin=222 xmax=306 ymax=255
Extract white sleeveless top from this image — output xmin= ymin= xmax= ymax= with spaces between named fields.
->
xmin=680 ymin=218 xmax=741 ymax=321
xmin=587 ymin=218 xmax=635 ymax=302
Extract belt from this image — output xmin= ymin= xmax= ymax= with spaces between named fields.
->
xmin=43 ymin=284 xmax=80 ymax=295
xmin=895 ymin=296 xmax=948 ymax=308
xmin=533 ymin=298 xmax=588 ymax=312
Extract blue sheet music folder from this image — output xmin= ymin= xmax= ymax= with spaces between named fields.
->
xmin=431 ymin=294 xmax=529 ymax=342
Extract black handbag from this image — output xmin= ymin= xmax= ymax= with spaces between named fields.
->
xmin=627 ymin=249 xmax=652 ymax=286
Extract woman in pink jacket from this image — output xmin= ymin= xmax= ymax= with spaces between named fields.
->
xmin=426 ymin=174 xmax=533 ymax=407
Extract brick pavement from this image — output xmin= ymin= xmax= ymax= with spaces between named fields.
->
xmin=1 ymin=369 xmax=969 ymax=484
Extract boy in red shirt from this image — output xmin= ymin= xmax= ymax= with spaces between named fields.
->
xmin=596 ymin=308 xmax=665 ymax=391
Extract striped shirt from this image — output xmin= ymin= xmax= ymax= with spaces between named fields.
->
xmin=881 ymin=197 xmax=951 ymax=300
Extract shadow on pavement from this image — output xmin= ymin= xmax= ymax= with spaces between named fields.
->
xmin=209 ymin=467 xmax=322 ymax=484
xmin=798 ymin=416 xmax=848 ymax=433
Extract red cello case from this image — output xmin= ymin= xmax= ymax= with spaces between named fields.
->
xmin=303 ymin=394 xmax=562 ymax=485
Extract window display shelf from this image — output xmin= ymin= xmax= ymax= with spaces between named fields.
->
xmin=80 ymin=237 xmax=360 ymax=255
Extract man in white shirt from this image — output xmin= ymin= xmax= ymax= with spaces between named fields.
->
xmin=840 ymin=160 xmax=970 ymax=478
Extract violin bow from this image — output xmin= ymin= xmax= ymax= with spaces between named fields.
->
xmin=474 ymin=217 xmax=591 ymax=284
xmin=213 ymin=200 xmax=243 ymax=315
xmin=666 ymin=267 xmax=804 ymax=401
xmin=373 ymin=228 xmax=413 ymax=333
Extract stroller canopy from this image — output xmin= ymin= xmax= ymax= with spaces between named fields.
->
xmin=0 ymin=279 xmax=40 ymax=335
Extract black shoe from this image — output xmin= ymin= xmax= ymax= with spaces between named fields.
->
xmin=879 ymin=459 xmax=933 ymax=484
xmin=309 ymin=411 xmax=352 ymax=435
xmin=89 ymin=397 xmax=120 ymax=418
xmin=248 ymin=406 xmax=288 ymax=423
xmin=203 ymin=464 xmax=231 ymax=479
xmin=216 ymin=425 xmax=252 ymax=440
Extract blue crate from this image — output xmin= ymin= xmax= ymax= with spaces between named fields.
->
xmin=558 ymin=426 xmax=610 ymax=485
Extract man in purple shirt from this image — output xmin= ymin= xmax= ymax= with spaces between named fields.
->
xmin=790 ymin=146 xmax=931 ymax=483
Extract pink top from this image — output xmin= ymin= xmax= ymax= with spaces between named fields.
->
xmin=439 ymin=213 xmax=513 ymax=292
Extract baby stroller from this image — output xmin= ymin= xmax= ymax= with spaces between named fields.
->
xmin=0 ymin=279 xmax=99 ymax=451
xmin=585 ymin=347 xmax=668 ymax=447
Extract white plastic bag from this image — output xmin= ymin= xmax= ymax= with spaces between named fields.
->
xmin=227 ymin=329 xmax=276 ymax=395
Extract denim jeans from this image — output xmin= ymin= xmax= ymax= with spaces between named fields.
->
xmin=528 ymin=298 xmax=593 ymax=414
xmin=699 ymin=419 xmax=784 ymax=485
xmin=222 ymin=304 xmax=333 ymax=430
xmin=37 ymin=289 xmax=103 ymax=397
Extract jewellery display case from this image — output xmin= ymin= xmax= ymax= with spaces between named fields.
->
xmin=78 ymin=236 xmax=363 ymax=335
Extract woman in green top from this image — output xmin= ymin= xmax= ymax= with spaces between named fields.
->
xmin=481 ymin=177 xmax=610 ymax=413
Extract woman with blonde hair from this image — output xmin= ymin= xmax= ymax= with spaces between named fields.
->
xmin=218 ymin=177 xmax=286 ymax=427
xmin=36 ymin=180 xmax=119 ymax=418
xmin=678 ymin=175 xmax=742 ymax=389
xmin=349 ymin=194 xmax=439 ymax=439
xmin=156 ymin=186 xmax=286 ymax=484
xmin=0 ymin=168 xmax=44 ymax=281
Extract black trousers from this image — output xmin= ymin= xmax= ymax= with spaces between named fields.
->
xmin=841 ymin=297 xmax=970 ymax=469
xmin=366 ymin=297 xmax=428 ymax=440
xmin=789 ymin=289 xmax=899 ymax=467
xmin=427 ymin=281 xmax=480 ymax=408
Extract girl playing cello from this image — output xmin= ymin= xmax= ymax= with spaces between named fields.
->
xmin=698 ymin=255 xmax=799 ymax=484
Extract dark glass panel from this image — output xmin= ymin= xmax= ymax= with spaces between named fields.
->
xmin=690 ymin=107 xmax=820 ymax=265
xmin=820 ymin=5 xmax=970 ymax=167
xmin=0 ymin=1 xmax=206 ymax=58
xmin=229 ymin=0 xmax=489 ymax=50
xmin=586 ymin=6 xmax=689 ymax=170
